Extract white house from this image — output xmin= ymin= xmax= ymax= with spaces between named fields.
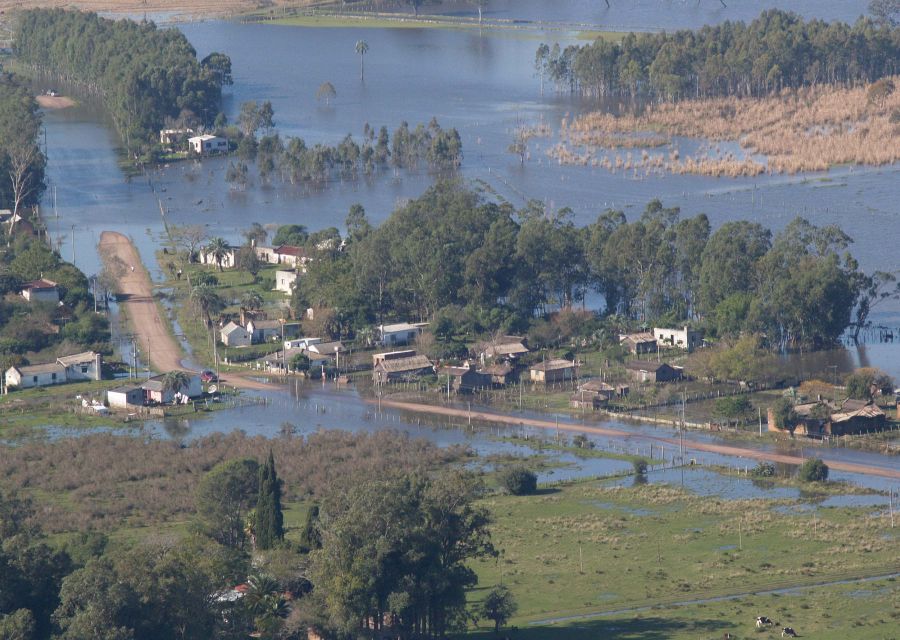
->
xmin=255 ymin=245 xmax=309 ymax=269
xmin=107 ymin=385 xmax=144 ymax=409
xmin=378 ymin=322 xmax=427 ymax=346
xmin=142 ymin=374 xmax=202 ymax=404
xmin=285 ymin=337 xmax=322 ymax=350
xmin=189 ymin=134 xmax=228 ymax=155
xmin=4 ymin=351 xmax=102 ymax=390
xmin=275 ymin=270 xmax=298 ymax=294
xmin=57 ymin=351 xmax=102 ymax=381
xmin=159 ymin=128 xmax=194 ymax=146
xmin=653 ymin=326 xmax=703 ymax=352
xmin=21 ymin=278 xmax=60 ymax=303
xmin=247 ymin=319 xmax=283 ymax=344
xmin=5 ymin=362 xmax=66 ymax=389
xmin=221 ymin=321 xmax=252 ymax=347
xmin=198 ymin=245 xmax=237 ymax=269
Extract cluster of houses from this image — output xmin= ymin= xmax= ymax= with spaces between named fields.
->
xmin=220 ymin=318 xmax=301 ymax=348
xmin=198 ymin=242 xmax=312 ymax=296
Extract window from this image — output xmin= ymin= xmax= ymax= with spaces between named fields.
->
xmin=33 ymin=376 xmax=38 ymax=383
xmin=81 ymin=365 xmax=89 ymax=373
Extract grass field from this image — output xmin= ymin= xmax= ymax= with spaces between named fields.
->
xmin=468 ymin=477 xmax=899 ymax=637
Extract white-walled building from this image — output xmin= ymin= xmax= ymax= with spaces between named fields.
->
xmin=142 ymin=374 xmax=202 ymax=404
xmin=107 ymin=385 xmax=144 ymax=409
xmin=21 ymin=278 xmax=60 ymax=303
xmin=57 ymin=352 xmax=102 ymax=381
xmin=5 ymin=363 xmax=66 ymax=389
xmin=221 ymin=321 xmax=252 ymax=347
xmin=275 ymin=270 xmax=298 ymax=294
xmin=653 ymin=326 xmax=703 ymax=352
xmin=189 ymin=134 xmax=228 ymax=155
xmin=378 ymin=322 xmax=428 ymax=346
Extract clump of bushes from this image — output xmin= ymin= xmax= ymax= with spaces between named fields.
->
xmin=500 ymin=465 xmax=538 ymax=496
xmin=798 ymin=458 xmax=829 ymax=483
xmin=750 ymin=461 xmax=776 ymax=478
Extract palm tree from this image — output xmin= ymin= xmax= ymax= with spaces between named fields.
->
xmin=240 ymin=291 xmax=263 ymax=326
xmin=470 ymin=0 xmax=488 ymax=25
xmin=205 ymin=237 xmax=230 ymax=272
xmin=190 ymin=284 xmax=225 ymax=328
xmin=355 ymin=40 xmax=369 ymax=81
xmin=244 ymin=573 xmax=289 ymax=639
xmin=161 ymin=370 xmax=191 ymax=398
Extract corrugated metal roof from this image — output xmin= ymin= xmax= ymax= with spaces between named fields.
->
xmin=376 ymin=355 xmax=433 ymax=373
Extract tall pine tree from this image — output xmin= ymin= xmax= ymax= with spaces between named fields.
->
xmin=255 ymin=450 xmax=284 ymax=549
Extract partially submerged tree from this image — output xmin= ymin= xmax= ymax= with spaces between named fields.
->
xmin=316 ymin=82 xmax=336 ymax=106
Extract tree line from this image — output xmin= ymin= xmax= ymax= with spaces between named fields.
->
xmin=0 ymin=71 xmax=44 ymax=222
xmin=537 ymin=9 xmax=900 ymax=99
xmin=14 ymin=9 xmax=232 ymax=155
xmin=221 ymin=100 xmax=462 ymax=189
xmin=293 ymin=180 xmax=887 ymax=352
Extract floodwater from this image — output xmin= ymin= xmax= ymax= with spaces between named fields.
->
xmin=32 ymin=3 xmax=900 ymax=483
xmin=56 ymin=382 xmax=886 ymax=497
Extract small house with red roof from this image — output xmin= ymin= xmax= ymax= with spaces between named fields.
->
xmin=21 ymin=278 xmax=59 ymax=303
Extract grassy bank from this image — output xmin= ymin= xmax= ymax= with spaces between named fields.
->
xmin=241 ymin=8 xmax=626 ymax=42
xmin=468 ymin=477 xmax=898 ymax=636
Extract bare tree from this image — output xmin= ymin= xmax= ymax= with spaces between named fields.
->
xmin=169 ymin=224 xmax=208 ymax=261
xmin=5 ymin=136 xmax=42 ymax=244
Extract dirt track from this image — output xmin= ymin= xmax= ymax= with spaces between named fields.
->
xmin=99 ymin=231 xmax=272 ymax=391
xmin=377 ymin=399 xmax=900 ymax=481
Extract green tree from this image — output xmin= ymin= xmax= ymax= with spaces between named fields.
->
xmin=258 ymin=101 xmax=275 ymax=136
xmin=845 ymin=367 xmax=893 ymax=400
xmin=255 ymin=451 xmax=285 ymax=550
xmin=244 ymin=573 xmax=288 ymax=639
xmin=311 ymin=470 xmax=494 ymax=638
xmin=273 ymin=224 xmax=309 ymax=247
xmin=499 ymin=465 xmax=538 ymax=495
xmin=204 ymin=237 xmax=230 ymax=272
xmin=355 ymin=40 xmax=369 ymax=81
xmin=299 ymin=504 xmax=321 ymax=551
xmin=714 ymin=395 xmax=752 ymax=419
xmin=190 ymin=284 xmax=225 ymax=328
xmin=632 ymin=457 xmax=649 ymax=476
xmin=161 ymin=370 xmax=191 ymax=398
xmin=195 ymin=458 xmax=260 ymax=549
xmin=240 ymin=291 xmax=264 ymax=326
xmin=771 ymin=397 xmax=798 ymax=433
xmin=798 ymin=458 xmax=829 ymax=482
xmin=316 ymin=82 xmax=336 ymax=106
xmin=478 ymin=585 xmax=517 ymax=634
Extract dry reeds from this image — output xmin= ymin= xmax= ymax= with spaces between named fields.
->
xmin=1 ymin=430 xmax=464 ymax=534
xmin=550 ymin=77 xmax=900 ymax=176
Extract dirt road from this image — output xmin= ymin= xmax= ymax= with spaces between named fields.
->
xmin=376 ymin=398 xmax=900 ymax=481
xmin=99 ymin=231 xmax=272 ymax=391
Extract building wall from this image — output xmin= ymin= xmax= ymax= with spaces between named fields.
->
xmin=108 ymin=389 xmax=143 ymax=408
xmin=12 ymin=369 xmax=66 ymax=389
xmin=222 ymin=328 xmax=252 ymax=347
xmin=24 ymin=288 xmax=59 ymax=303
xmin=64 ymin=357 xmax=101 ymax=382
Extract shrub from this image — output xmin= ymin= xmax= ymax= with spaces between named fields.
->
xmin=798 ymin=458 xmax=829 ymax=482
xmin=714 ymin=395 xmax=751 ymax=418
xmin=750 ymin=462 xmax=776 ymax=477
xmin=632 ymin=457 xmax=649 ymax=476
xmin=500 ymin=465 xmax=537 ymax=496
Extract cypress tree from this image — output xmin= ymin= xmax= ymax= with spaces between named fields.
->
xmin=255 ymin=450 xmax=284 ymax=549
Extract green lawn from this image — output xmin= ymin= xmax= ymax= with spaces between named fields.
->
xmin=469 ymin=478 xmax=898 ymax=632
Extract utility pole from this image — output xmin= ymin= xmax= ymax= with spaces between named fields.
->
xmin=71 ymin=224 xmax=75 ymax=265
xmin=759 ymin=406 xmax=763 ymax=436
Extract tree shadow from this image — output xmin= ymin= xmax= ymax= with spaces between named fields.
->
xmin=532 ymin=487 xmax=561 ymax=496
xmin=463 ymin=616 xmax=728 ymax=640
